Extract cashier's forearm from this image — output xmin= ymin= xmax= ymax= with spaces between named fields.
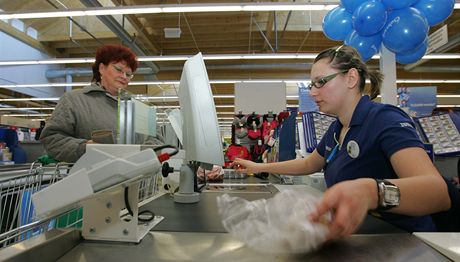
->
xmin=387 ymin=175 xmax=450 ymax=216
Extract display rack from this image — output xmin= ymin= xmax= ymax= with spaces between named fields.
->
xmin=414 ymin=113 xmax=460 ymax=156
xmin=301 ymin=112 xmax=336 ymax=153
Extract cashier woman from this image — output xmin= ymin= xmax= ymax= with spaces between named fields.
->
xmin=232 ymin=45 xmax=451 ymax=241
xmin=40 ymin=44 xmax=162 ymax=163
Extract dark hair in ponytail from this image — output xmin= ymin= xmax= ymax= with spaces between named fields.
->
xmin=314 ymin=45 xmax=383 ymax=100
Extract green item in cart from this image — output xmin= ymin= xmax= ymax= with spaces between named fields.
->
xmin=56 ymin=208 xmax=83 ymax=229
xmin=37 ymin=155 xmax=58 ymax=166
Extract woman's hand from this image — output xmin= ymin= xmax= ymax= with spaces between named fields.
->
xmin=231 ymin=158 xmax=262 ymax=174
xmin=310 ymin=178 xmax=378 ymax=241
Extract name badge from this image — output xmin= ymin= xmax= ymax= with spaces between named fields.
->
xmin=346 ymin=140 xmax=360 ymax=158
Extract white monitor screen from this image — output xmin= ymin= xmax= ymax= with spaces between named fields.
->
xmin=178 ymin=53 xmax=224 ymax=168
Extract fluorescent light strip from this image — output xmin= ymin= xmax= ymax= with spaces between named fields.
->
xmin=0 ymin=97 xmax=60 ymax=102
xmin=438 ymin=105 xmax=460 ymax=107
xmin=2 ymin=53 xmax=459 ymax=66
xmin=1 ymin=79 xmax=460 ymax=90
xmin=396 ymin=79 xmax=460 ymax=84
xmin=3 ymin=114 xmax=52 ymax=117
xmin=0 ymin=58 xmax=95 ymax=66
xmin=0 ymin=107 xmax=54 ymax=111
xmin=0 ymin=82 xmax=88 ymax=88
xmin=0 ymin=3 xmax=341 ymax=20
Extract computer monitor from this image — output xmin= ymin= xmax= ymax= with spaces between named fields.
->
xmin=179 ymin=52 xmax=224 ymax=168
xmin=174 ymin=53 xmax=224 ymax=203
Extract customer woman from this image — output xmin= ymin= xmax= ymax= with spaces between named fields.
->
xmin=41 ymin=44 xmax=162 ymax=163
xmin=232 ymin=45 xmax=450 ymax=240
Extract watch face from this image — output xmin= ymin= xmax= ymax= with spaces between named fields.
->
xmin=384 ymin=186 xmax=400 ymax=205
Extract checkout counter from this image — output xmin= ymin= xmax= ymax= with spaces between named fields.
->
xmin=0 ymin=175 xmax=450 ymax=262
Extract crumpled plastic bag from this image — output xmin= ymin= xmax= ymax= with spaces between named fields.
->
xmin=216 ymin=189 xmax=330 ymax=254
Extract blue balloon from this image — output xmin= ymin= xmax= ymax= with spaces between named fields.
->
xmin=345 ymin=30 xmax=382 ymax=61
xmin=341 ymin=0 xmax=367 ymax=13
xmin=381 ymin=0 xmax=418 ymax=10
xmin=413 ymin=0 xmax=455 ymax=26
xmin=396 ymin=37 xmax=428 ymax=64
xmin=323 ymin=6 xmax=354 ymax=41
xmin=381 ymin=7 xmax=429 ymax=53
xmin=353 ymin=1 xmax=388 ymax=36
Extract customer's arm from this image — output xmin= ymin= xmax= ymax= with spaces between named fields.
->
xmin=232 ymin=149 xmax=325 ymax=175
xmin=40 ymin=96 xmax=87 ymax=163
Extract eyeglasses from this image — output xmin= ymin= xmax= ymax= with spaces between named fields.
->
xmin=307 ymin=70 xmax=348 ymax=90
xmin=111 ymin=64 xmax=134 ymax=80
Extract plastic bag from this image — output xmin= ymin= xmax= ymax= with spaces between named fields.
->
xmin=217 ymin=189 xmax=330 ymax=254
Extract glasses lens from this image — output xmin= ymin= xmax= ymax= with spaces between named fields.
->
xmin=112 ymin=65 xmax=133 ymax=79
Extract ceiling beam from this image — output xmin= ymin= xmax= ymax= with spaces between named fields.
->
xmin=80 ymin=0 xmax=160 ymax=73
xmin=113 ymin=0 xmax=160 ymax=54
xmin=262 ymin=11 xmax=275 ymax=52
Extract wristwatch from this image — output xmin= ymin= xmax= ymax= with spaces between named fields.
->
xmin=375 ymin=179 xmax=400 ymax=211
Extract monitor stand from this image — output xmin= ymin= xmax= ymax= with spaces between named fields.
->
xmin=82 ymin=182 xmax=164 ymax=243
xmin=174 ymin=164 xmax=200 ymax=203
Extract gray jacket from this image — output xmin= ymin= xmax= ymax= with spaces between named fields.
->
xmin=40 ymin=83 xmax=119 ymax=163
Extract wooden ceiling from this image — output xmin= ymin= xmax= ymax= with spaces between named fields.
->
xmin=1 ymin=0 xmax=460 ymax=118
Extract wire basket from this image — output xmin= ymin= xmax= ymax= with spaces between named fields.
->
xmin=0 ymin=159 xmax=161 ymax=249
xmin=0 ymin=161 xmax=75 ymax=248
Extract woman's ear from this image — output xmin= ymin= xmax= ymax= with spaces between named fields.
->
xmin=99 ymin=63 xmax=107 ymax=75
xmin=346 ymin=68 xmax=360 ymax=89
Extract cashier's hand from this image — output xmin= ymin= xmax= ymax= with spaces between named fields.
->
xmin=231 ymin=158 xmax=262 ymax=174
xmin=309 ymin=178 xmax=378 ymax=241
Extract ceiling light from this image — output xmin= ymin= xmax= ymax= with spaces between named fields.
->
xmin=1 ymin=53 xmax=458 ymax=66
xmin=0 ymin=107 xmax=55 ymax=111
xmin=3 ymin=114 xmax=52 ymax=117
xmin=162 ymin=5 xmax=242 ymax=13
xmin=243 ymin=3 xmax=330 ymax=11
xmin=438 ymin=105 xmax=460 ymax=107
xmin=138 ymin=56 xmax=189 ymax=62
xmin=437 ymin=95 xmax=460 ymax=98
xmin=0 ymin=83 xmax=88 ymax=88
xmin=0 ymin=97 xmax=60 ymax=102
xmin=396 ymin=79 xmax=460 ymax=84
xmin=0 ymin=58 xmax=95 ymax=66
xmin=0 ymin=3 xmax=343 ymax=20
xmin=2 ymin=78 xmax=460 ymax=90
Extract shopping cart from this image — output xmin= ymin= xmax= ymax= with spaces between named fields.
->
xmin=0 ymin=159 xmax=161 ymax=249
xmin=0 ymin=161 xmax=76 ymax=248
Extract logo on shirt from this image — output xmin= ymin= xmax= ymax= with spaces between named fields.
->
xmin=325 ymin=145 xmax=332 ymax=152
xmin=400 ymin=122 xmax=413 ymax=128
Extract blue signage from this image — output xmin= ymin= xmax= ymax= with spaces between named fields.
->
xmin=298 ymin=82 xmax=318 ymax=112
xmin=398 ymin=86 xmax=437 ymax=117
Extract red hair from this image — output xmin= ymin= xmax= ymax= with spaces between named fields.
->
xmin=91 ymin=44 xmax=138 ymax=83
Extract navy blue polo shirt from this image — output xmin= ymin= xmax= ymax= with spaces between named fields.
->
xmin=317 ymin=95 xmax=436 ymax=232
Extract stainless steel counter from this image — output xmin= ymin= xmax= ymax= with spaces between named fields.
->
xmin=0 ymin=182 xmax=452 ymax=261
xmin=57 ymin=231 xmax=449 ymax=262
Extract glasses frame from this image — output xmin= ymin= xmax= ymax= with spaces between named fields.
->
xmin=307 ymin=70 xmax=349 ymax=90
xmin=111 ymin=64 xmax=134 ymax=80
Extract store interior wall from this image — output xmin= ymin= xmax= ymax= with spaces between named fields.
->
xmin=0 ymin=31 xmax=65 ymax=98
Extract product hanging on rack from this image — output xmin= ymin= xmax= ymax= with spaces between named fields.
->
xmin=247 ymin=113 xmax=262 ymax=140
xmin=225 ymin=143 xmax=250 ymax=167
xmin=233 ymin=112 xmax=248 ymax=140
xmin=262 ymin=112 xmax=279 ymax=145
